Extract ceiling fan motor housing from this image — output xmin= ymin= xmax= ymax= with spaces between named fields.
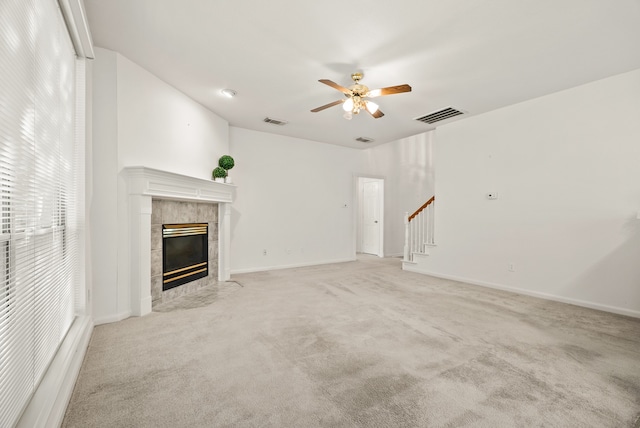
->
xmin=349 ymin=84 xmax=369 ymax=97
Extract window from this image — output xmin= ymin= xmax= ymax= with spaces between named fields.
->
xmin=0 ymin=0 xmax=83 ymax=426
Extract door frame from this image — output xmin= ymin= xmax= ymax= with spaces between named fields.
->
xmin=355 ymin=175 xmax=385 ymax=257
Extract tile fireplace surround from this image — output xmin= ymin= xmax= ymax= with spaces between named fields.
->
xmin=122 ymin=166 xmax=235 ymax=317
xmin=150 ymin=199 xmax=218 ymax=306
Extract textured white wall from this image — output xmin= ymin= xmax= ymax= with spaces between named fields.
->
xmin=116 ymin=54 xmax=229 ymax=177
xmin=361 ymin=132 xmax=435 ymax=256
xmin=90 ymin=48 xmax=230 ymax=323
xmin=228 ymin=128 xmax=436 ymax=270
xmin=90 ymin=48 xmax=120 ymax=322
xmin=228 ymin=127 xmax=362 ymax=273
xmin=424 ymin=69 xmax=640 ymax=316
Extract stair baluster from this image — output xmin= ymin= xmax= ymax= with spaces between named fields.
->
xmin=403 ymin=196 xmax=435 ymax=262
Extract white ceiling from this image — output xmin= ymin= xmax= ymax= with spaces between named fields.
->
xmin=84 ymin=0 xmax=640 ymax=149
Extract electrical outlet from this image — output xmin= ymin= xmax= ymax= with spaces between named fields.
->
xmin=507 ymin=263 xmax=515 ymax=272
xmin=263 ymin=249 xmax=267 ymax=256
xmin=487 ymin=192 xmax=498 ymax=200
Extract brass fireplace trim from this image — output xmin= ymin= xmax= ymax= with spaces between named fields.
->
xmin=163 ymin=261 xmax=208 ymax=277
xmin=163 ymin=223 xmax=208 ymax=237
xmin=163 ymin=267 xmax=208 ymax=284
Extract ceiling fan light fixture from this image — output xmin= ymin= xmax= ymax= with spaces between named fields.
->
xmin=342 ymin=98 xmax=354 ymax=112
xmin=311 ymin=72 xmax=411 ymax=120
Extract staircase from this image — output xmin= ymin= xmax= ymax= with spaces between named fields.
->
xmin=403 ymin=196 xmax=435 ymax=265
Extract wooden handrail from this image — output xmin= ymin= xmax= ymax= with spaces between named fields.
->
xmin=408 ymin=196 xmax=435 ymax=222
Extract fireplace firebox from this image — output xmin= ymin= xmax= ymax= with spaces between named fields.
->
xmin=162 ymin=223 xmax=208 ymax=291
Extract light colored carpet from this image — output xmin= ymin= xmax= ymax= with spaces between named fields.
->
xmin=63 ymin=256 xmax=640 ymax=427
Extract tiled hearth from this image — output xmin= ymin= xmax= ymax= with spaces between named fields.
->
xmin=150 ymin=199 xmax=219 ymax=307
xmin=122 ymin=166 xmax=235 ymax=317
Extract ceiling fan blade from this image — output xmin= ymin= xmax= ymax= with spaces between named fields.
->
xmin=367 ymin=108 xmax=385 ymax=119
xmin=367 ymin=84 xmax=412 ymax=98
xmin=319 ymin=79 xmax=352 ymax=95
xmin=310 ymin=99 xmax=345 ymax=113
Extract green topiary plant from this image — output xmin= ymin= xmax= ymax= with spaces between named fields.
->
xmin=212 ymin=166 xmax=227 ymax=180
xmin=218 ymin=155 xmax=235 ymax=171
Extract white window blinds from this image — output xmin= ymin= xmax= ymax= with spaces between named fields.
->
xmin=0 ymin=0 xmax=81 ymax=426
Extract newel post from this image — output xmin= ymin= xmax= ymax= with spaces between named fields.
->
xmin=403 ymin=212 xmax=410 ymax=262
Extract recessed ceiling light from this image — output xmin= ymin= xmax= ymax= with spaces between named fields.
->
xmin=220 ymin=88 xmax=237 ymax=98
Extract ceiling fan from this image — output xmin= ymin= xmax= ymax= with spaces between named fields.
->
xmin=311 ymin=72 xmax=411 ymax=120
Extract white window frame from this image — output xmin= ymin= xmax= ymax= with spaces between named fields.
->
xmin=0 ymin=1 xmax=94 ymax=427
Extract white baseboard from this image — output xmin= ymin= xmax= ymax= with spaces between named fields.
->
xmin=384 ymin=252 xmax=404 ymax=258
xmin=403 ymin=265 xmax=640 ymax=319
xmin=93 ymin=310 xmax=131 ymax=326
xmin=16 ymin=315 xmax=93 ymax=428
xmin=231 ymin=257 xmax=356 ymax=275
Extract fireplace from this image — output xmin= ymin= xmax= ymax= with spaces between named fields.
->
xmin=150 ymin=199 xmax=219 ymax=306
xmin=122 ymin=166 xmax=235 ymax=317
xmin=162 ymin=223 xmax=208 ymax=291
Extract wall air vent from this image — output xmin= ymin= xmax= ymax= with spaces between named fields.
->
xmin=415 ymin=107 xmax=465 ymax=125
xmin=355 ymin=137 xmax=374 ymax=143
xmin=263 ymin=117 xmax=288 ymax=126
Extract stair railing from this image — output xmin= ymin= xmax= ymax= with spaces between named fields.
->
xmin=403 ymin=196 xmax=435 ymax=262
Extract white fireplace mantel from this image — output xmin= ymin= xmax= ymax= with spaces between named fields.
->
xmin=122 ymin=166 xmax=236 ymax=316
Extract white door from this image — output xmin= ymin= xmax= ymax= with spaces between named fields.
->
xmin=361 ymin=179 xmax=382 ymax=256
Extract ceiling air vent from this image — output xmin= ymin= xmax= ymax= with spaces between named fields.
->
xmin=415 ymin=107 xmax=465 ymax=125
xmin=263 ymin=117 xmax=288 ymax=126
xmin=355 ymin=137 xmax=374 ymax=143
